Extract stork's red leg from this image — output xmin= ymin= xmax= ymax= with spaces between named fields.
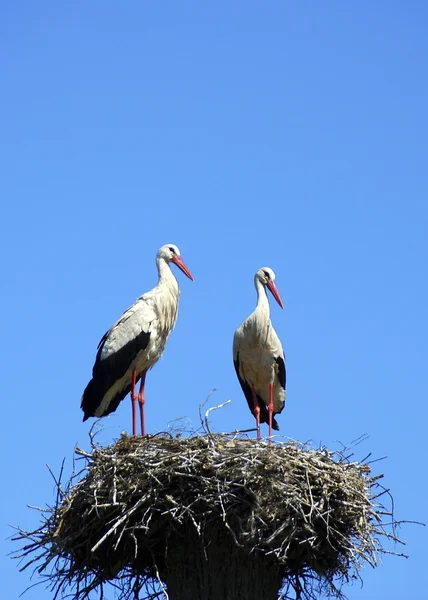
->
xmin=138 ymin=370 xmax=147 ymax=437
xmin=268 ymin=383 xmax=274 ymax=445
xmin=251 ymin=384 xmax=261 ymax=442
xmin=131 ymin=369 xmax=137 ymax=436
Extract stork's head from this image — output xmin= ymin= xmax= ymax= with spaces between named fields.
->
xmin=157 ymin=244 xmax=194 ymax=281
xmin=255 ymin=267 xmax=283 ymax=308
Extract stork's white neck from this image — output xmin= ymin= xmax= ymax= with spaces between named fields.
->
xmin=254 ymin=278 xmax=270 ymax=320
xmin=156 ymin=257 xmax=179 ymax=293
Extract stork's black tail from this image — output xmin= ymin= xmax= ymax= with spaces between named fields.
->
xmin=81 ymin=377 xmax=102 ymax=421
xmin=234 ymin=374 xmax=280 ymax=429
xmin=81 ymin=373 xmax=132 ymax=421
xmin=257 ymin=398 xmax=280 ymax=430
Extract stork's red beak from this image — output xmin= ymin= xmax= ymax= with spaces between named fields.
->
xmin=171 ymin=256 xmax=194 ymax=281
xmin=266 ymin=280 xmax=284 ymax=309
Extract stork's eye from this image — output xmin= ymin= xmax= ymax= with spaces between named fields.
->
xmin=263 ymin=270 xmax=270 ymax=279
xmin=169 ymin=247 xmax=175 ymax=254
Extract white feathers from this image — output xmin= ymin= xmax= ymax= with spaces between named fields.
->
xmin=233 ymin=269 xmax=286 ymax=414
xmin=82 ymin=244 xmax=193 ymax=421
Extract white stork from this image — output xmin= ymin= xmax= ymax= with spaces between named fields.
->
xmin=81 ymin=244 xmax=194 ymax=436
xmin=233 ymin=267 xmax=286 ymax=443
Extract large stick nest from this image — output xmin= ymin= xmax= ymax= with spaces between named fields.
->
xmin=14 ymin=431 xmax=405 ymax=599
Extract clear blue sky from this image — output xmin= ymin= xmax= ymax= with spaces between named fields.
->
xmin=2 ymin=2 xmax=427 ymax=598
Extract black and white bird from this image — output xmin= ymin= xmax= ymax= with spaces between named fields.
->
xmin=233 ymin=267 xmax=286 ymax=443
xmin=81 ymin=244 xmax=194 ymax=435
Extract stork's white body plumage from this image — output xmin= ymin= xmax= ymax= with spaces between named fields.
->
xmin=233 ymin=268 xmax=286 ymax=441
xmin=81 ymin=244 xmax=193 ymax=434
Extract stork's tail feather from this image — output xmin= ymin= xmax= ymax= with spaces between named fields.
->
xmin=81 ymin=378 xmax=99 ymax=421
xmin=81 ymin=375 xmax=113 ymax=421
xmin=257 ymin=402 xmax=280 ymax=431
xmin=81 ymin=375 xmax=132 ymax=421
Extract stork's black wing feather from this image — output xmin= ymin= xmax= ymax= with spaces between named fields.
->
xmin=234 ymin=355 xmax=279 ymax=430
xmin=81 ymin=328 xmax=151 ymax=420
xmin=93 ymin=328 xmax=151 ymax=386
xmin=276 ymin=355 xmax=286 ymax=390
